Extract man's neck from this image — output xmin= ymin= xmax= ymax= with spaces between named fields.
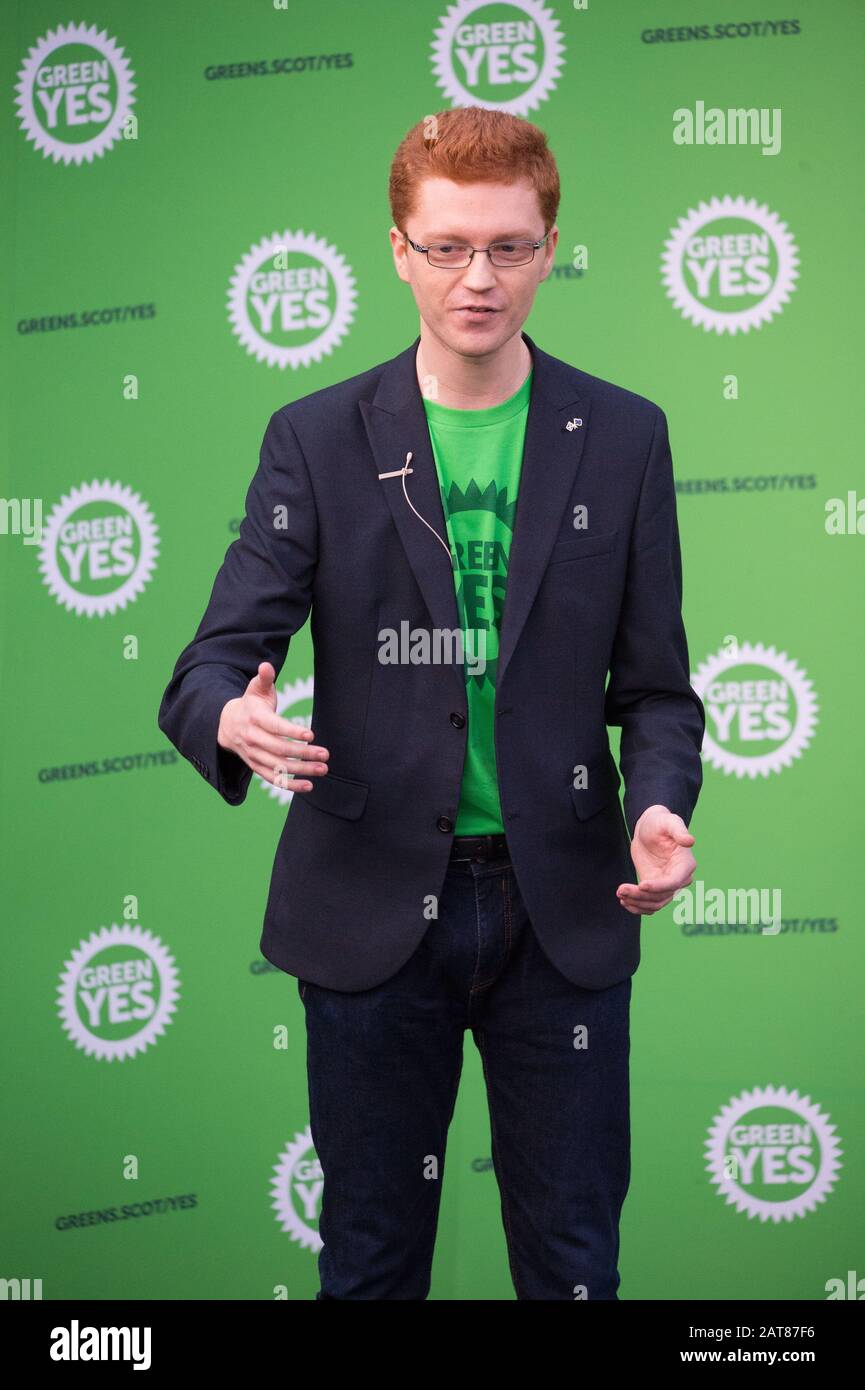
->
xmin=415 ymin=329 xmax=532 ymax=410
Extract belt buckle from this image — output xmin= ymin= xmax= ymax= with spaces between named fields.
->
xmin=453 ymin=833 xmax=503 ymax=863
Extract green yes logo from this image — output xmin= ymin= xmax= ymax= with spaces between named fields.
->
xmin=432 ymin=0 xmax=565 ymax=115
xmin=228 ymin=231 xmax=357 ymax=370
xmin=271 ymin=1129 xmax=324 ymax=1253
xmin=39 ymin=481 xmax=159 ymax=617
xmin=706 ymin=1086 xmax=842 ymax=1223
xmin=691 ymin=642 xmax=817 ymax=778
xmin=58 ymin=925 xmax=180 ymax=1061
xmin=662 ymin=196 xmax=799 ymax=334
xmin=15 ymin=22 xmax=136 ymax=165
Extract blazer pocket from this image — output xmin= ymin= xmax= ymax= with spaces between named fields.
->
xmin=302 ymin=771 xmax=369 ymax=820
xmin=570 ymin=757 xmax=621 ymax=819
xmin=548 ymin=528 xmax=618 ymax=565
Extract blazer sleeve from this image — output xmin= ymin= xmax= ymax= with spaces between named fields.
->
xmin=604 ymin=406 xmax=705 ymax=837
xmin=157 ymin=407 xmax=318 ymax=806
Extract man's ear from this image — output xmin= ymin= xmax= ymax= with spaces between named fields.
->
xmin=390 ymin=226 xmax=410 ymax=283
xmin=539 ymin=225 xmax=558 ymax=282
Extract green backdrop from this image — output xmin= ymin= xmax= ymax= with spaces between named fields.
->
xmin=2 ymin=0 xmax=862 ymax=1301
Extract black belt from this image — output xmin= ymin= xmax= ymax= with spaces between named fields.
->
xmin=449 ymin=832 xmax=509 ymax=863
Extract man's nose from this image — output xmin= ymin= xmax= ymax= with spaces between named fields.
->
xmin=460 ymin=251 xmax=498 ymax=290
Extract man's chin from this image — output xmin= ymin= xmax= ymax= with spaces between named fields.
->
xmin=438 ymin=314 xmax=515 ymax=354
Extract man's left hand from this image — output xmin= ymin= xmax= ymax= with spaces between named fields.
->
xmin=617 ymin=805 xmax=696 ymax=916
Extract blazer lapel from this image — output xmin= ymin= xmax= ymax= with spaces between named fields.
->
xmin=360 ymin=336 xmax=464 ymax=698
xmin=359 ymin=330 xmax=593 ymax=697
xmin=497 ymin=332 xmax=592 ymax=688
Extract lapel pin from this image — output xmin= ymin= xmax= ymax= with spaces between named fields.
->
xmin=564 ymin=417 xmax=583 ymax=432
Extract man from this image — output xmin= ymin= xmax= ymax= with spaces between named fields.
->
xmin=158 ymin=106 xmax=705 ymax=1300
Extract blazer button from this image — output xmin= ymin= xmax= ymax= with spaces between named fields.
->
xmin=449 ymin=712 xmax=466 ymax=728
xmin=437 ymin=816 xmax=454 ymax=833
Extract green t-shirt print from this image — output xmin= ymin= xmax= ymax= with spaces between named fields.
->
xmin=422 ymin=369 xmax=532 ymax=834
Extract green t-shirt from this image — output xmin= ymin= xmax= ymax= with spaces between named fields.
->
xmin=422 ymin=368 xmax=532 ymax=833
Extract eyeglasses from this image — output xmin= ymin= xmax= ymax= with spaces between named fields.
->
xmin=403 ymin=232 xmax=548 ymax=268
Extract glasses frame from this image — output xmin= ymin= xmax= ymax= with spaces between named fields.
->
xmin=402 ymin=232 xmax=549 ymax=269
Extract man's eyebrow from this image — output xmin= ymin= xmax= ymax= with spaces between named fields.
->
xmin=421 ymin=230 xmax=538 ymax=241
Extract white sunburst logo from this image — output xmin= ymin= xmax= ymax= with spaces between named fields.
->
xmin=691 ymin=641 xmax=817 ymax=779
xmin=705 ymin=1085 xmax=842 ymax=1223
xmin=431 ymin=0 xmax=565 ymax=115
xmin=270 ymin=1127 xmax=323 ymax=1252
xmin=57 ymin=924 xmax=181 ymax=1062
xmin=258 ymin=676 xmax=316 ymax=806
xmin=38 ymin=479 xmax=159 ymax=617
xmin=14 ymin=22 xmax=136 ymax=165
xmin=227 ymin=230 xmax=357 ymax=370
xmin=661 ymin=195 xmax=799 ymax=334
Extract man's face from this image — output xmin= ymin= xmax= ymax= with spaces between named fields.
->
xmin=390 ymin=176 xmax=557 ymax=358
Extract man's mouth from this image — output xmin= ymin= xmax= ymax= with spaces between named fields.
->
xmin=456 ymin=306 xmax=499 ymax=317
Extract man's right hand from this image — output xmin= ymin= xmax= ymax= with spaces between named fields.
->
xmin=217 ymin=661 xmax=329 ymax=792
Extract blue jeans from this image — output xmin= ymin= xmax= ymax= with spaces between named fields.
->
xmin=297 ymin=848 xmax=632 ymax=1299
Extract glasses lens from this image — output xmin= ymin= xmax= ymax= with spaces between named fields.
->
xmin=427 ymin=244 xmax=472 ymax=267
xmin=489 ymin=242 xmax=533 ymax=266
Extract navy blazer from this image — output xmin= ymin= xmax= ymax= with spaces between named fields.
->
xmin=157 ymin=330 xmax=705 ymax=991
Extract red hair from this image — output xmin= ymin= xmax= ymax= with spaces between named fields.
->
xmin=389 ymin=107 xmax=560 ymax=234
